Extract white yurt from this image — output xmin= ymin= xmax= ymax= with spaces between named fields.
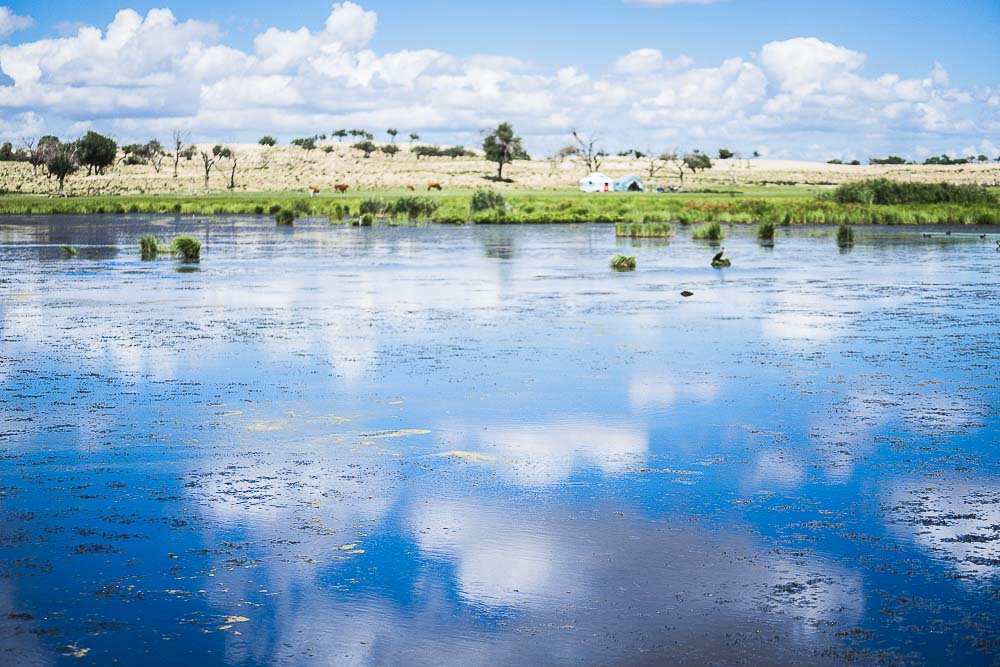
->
xmin=579 ymin=173 xmax=613 ymax=193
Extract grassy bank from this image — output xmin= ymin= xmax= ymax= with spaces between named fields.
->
xmin=0 ymin=189 xmax=997 ymax=225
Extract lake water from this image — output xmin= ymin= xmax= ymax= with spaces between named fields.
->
xmin=1 ymin=216 xmax=998 ymax=665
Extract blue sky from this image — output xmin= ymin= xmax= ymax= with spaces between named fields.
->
xmin=1 ymin=0 xmax=998 ymax=159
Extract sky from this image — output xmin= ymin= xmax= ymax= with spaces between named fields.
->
xmin=0 ymin=0 xmax=998 ymax=161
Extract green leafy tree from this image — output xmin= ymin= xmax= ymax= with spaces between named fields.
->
xmin=387 ymin=128 xmax=398 ymax=143
xmin=291 ymin=137 xmax=317 ymax=151
xmin=683 ymin=150 xmax=713 ymax=172
xmin=259 ymin=136 xmax=277 ymax=146
xmin=333 ymin=129 xmax=348 ymax=142
xmin=483 ymin=122 xmax=528 ymax=181
xmin=76 ymin=131 xmax=117 ymax=176
xmin=354 ymin=141 xmax=377 ymax=158
xmin=45 ymin=140 xmax=79 ymax=194
xmin=380 ymin=144 xmax=400 ymax=158
xmin=718 ymin=148 xmax=735 ymax=160
xmin=212 ymin=145 xmax=238 ymax=189
xmin=409 ymin=132 xmax=420 ymax=145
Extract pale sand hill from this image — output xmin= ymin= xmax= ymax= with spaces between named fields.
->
xmin=2 ymin=143 xmax=999 ymax=196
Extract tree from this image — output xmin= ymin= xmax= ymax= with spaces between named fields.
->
xmin=45 ymin=140 xmax=79 ymax=195
xmin=644 ymin=152 xmax=672 ymax=180
xmin=482 ymin=122 xmax=527 ymax=181
xmin=409 ymin=133 xmax=420 ymax=145
xmin=259 ymin=136 xmax=277 ymax=146
xmin=76 ymin=131 xmax=117 ymax=176
xmin=333 ymin=129 xmax=348 ymax=142
xmin=121 ymin=139 xmax=166 ymax=172
xmin=387 ymin=128 xmax=398 ymax=143
xmin=291 ymin=137 xmax=317 ymax=151
xmin=683 ymin=150 xmax=713 ymax=171
xmin=172 ymin=129 xmax=189 ymax=178
xmin=212 ymin=145 xmax=238 ymax=189
xmin=353 ymin=140 xmax=377 ymax=158
xmin=977 ymin=155 xmax=989 ymax=163
xmin=570 ymin=130 xmax=606 ymax=174
xmin=718 ymin=148 xmax=735 ymax=160
xmin=380 ymin=144 xmax=400 ymax=158
xmin=662 ymin=152 xmax=688 ymax=188
xmin=24 ymin=136 xmax=59 ymax=176
xmin=199 ymin=148 xmax=216 ymax=190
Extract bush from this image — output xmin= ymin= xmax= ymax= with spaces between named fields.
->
xmin=470 ymin=188 xmax=507 ymax=214
xmin=611 ymin=255 xmax=637 ymax=271
xmin=170 ymin=236 xmax=201 ymax=261
xmin=692 ymin=222 xmax=724 ymax=240
xmin=392 ymin=196 xmax=439 ymax=221
xmin=359 ymin=197 xmax=391 ymax=216
xmin=358 ymin=213 xmax=376 ymax=227
xmin=830 ymin=179 xmax=996 ymax=205
xmin=757 ymin=222 xmax=776 ymax=241
xmin=276 ymin=209 xmax=295 ymax=225
xmin=616 ymin=222 xmax=672 ymax=238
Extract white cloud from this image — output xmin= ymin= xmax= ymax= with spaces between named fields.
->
xmin=0 ymin=3 xmax=992 ymax=158
xmin=0 ymin=7 xmax=32 ymax=40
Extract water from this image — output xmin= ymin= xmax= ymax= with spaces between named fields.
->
xmin=1 ymin=216 xmax=998 ymax=665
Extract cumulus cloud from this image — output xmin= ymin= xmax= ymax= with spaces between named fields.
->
xmin=0 ymin=7 xmax=32 ymax=40
xmin=0 ymin=3 xmax=993 ymax=157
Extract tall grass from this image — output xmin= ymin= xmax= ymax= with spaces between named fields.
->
xmin=757 ymin=222 xmax=776 ymax=241
xmin=830 ymin=179 xmax=997 ymax=205
xmin=275 ymin=209 xmax=295 ymax=225
xmin=837 ymin=224 xmax=855 ymax=246
xmin=692 ymin=222 xmax=724 ymax=240
xmin=170 ymin=236 xmax=201 ymax=261
xmin=138 ymin=233 xmax=164 ymax=255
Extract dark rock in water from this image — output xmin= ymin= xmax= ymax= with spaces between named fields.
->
xmin=681 ymin=291 xmax=694 ymax=297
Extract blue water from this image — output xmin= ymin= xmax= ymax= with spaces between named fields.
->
xmin=1 ymin=217 xmax=998 ymax=665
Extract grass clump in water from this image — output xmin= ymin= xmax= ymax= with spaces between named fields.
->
xmin=170 ymin=236 xmax=201 ymax=261
xmin=692 ymin=222 xmax=724 ymax=240
xmin=837 ymin=224 xmax=855 ymax=246
xmin=61 ymin=245 xmax=78 ymax=257
xmin=611 ymin=255 xmax=637 ymax=271
xmin=356 ymin=213 xmax=376 ymax=227
xmin=138 ymin=233 xmax=166 ymax=256
xmin=757 ymin=221 xmax=776 ymax=241
xmin=616 ymin=222 xmax=673 ymax=238
xmin=275 ymin=209 xmax=295 ymax=225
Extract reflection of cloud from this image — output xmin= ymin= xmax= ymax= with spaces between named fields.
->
xmin=442 ymin=420 xmax=648 ymax=486
xmin=888 ymin=482 xmax=1000 ymax=578
xmin=760 ymin=292 xmax=855 ymax=344
xmin=629 ymin=373 xmax=719 ymax=410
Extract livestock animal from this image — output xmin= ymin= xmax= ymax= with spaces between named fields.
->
xmin=334 ymin=184 xmax=350 ymax=193
xmin=307 ymin=185 xmax=321 ymax=197
xmin=427 ymin=182 xmax=443 ymax=191
xmin=406 ymin=185 xmax=416 ymax=191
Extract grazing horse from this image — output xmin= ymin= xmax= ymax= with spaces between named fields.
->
xmin=307 ymin=185 xmax=321 ymax=197
xmin=334 ymin=184 xmax=349 ymax=194
xmin=406 ymin=185 xmax=416 ymax=191
xmin=427 ymin=182 xmax=443 ymax=191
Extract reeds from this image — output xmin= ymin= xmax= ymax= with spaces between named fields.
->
xmin=837 ymin=224 xmax=855 ymax=246
xmin=692 ymin=222 xmax=724 ymax=240
xmin=170 ymin=236 xmax=201 ymax=261
xmin=138 ymin=233 xmax=164 ymax=256
xmin=616 ymin=222 xmax=673 ymax=238
xmin=757 ymin=222 xmax=776 ymax=241
xmin=275 ymin=209 xmax=295 ymax=225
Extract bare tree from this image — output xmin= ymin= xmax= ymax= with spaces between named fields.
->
xmin=21 ymin=137 xmax=42 ymax=176
xmin=662 ymin=151 xmax=688 ymax=189
xmin=172 ymin=129 xmax=189 ymax=178
xmin=643 ymin=151 xmax=672 ymax=181
xmin=199 ymin=148 xmax=216 ymax=190
xmin=571 ymin=130 xmax=607 ymax=174
xmin=212 ymin=145 xmax=238 ymax=190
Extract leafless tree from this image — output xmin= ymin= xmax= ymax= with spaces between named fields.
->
xmin=212 ymin=145 xmax=237 ymax=190
xmin=570 ymin=130 xmax=606 ymax=174
xmin=644 ymin=151 xmax=672 ymax=181
xmin=21 ymin=137 xmax=42 ymax=176
xmin=172 ymin=129 xmax=189 ymax=178
xmin=199 ymin=149 xmax=215 ymax=190
xmin=662 ymin=151 xmax=688 ymax=189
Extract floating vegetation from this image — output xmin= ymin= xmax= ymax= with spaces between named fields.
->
xmin=757 ymin=222 xmax=776 ymax=241
xmin=711 ymin=258 xmax=732 ymax=268
xmin=692 ymin=222 xmax=724 ymax=240
xmin=616 ymin=222 xmax=673 ymax=238
xmin=275 ymin=209 xmax=295 ymax=225
xmin=357 ymin=213 xmax=376 ymax=227
xmin=170 ymin=236 xmax=201 ymax=261
xmin=837 ymin=224 xmax=855 ymax=246
xmin=61 ymin=245 xmax=78 ymax=257
xmin=611 ymin=255 xmax=637 ymax=271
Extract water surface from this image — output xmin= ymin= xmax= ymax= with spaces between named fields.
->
xmin=1 ymin=217 xmax=999 ymax=665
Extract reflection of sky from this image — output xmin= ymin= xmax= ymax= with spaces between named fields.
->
xmin=1 ymin=218 xmax=999 ymax=664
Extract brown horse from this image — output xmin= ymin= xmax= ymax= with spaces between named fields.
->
xmin=406 ymin=185 xmax=416 ymax=191
xmin=334 ymin=184 xmax=349 ymax=193
xmin=427 ymin=182 xmax=443 ymax=191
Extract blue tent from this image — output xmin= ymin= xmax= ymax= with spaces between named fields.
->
xmin=613 ymin=175 xmax=645 ymax=192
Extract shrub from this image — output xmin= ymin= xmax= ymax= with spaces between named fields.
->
xmin=470 ymin=188 xmax=507 ymax=214
xmin=358 ymin=213 xmax=376 ymax=226
xmin=692 ymin=222 xmax=724 ymax=240
xmin=611 ymin=255 xmax=636 ymax=271
xmin=276 ymin=209 xmax=295 ymax=225
xmin=392 ymin=196 xmax=439 ymax=221
xmin=359 ymin=197 xmax=391 ymax=216
xmin=170 ymin=236 xmax=201 ymax=261
xmin=757 ymin=222 xmax=776 ymax=241
xmin=830 ymin=179 xmax=996 ymax=205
